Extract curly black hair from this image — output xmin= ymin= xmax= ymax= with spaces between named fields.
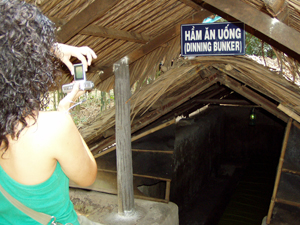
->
xmin=0 ymin=0 xmax=60 ymax=154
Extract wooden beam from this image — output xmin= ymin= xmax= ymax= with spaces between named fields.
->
xmin=264 ymin=0 xmax=289 ymax=22
xmin=96 ymin=169 xmax=172 ymax=182
xmin=80 ymin=25 xmax=151 ymax=44
xmin=264 ymin=0 xmax=287 ymax=16
xmin=217 ymin=75 xmax=290 ymax=122
xmin=165 ymin=181 xmax=171 ymax=202
xmin=126 ymin=12 xmax=211 ymax=64
xmin=178 ymin=0 xmax=205 ymax=11
xmin=93 ymin=119 xmax=176 ymax=158
xmin=275 ymin=198 xmax=300 ymax=208
xmin=131 ymin=119 xmax=175 ymax=143
xmin=70 ymin=171 xmax=170 ymax=203
xmin=194 ymin=99 xmax=251 ymax=105
xmin=278 ymin=103 xmax=300 ymax=124
xmin=51 ymin=17 xmax=151 ymax=44
xmin=57 ymin=0 xmax=120 ymax=43
xmin=195 ymin=0 xmax=300 ymax=59
xmin=114 ymin=57 xmax=134 ymax=215
xmin=130 ymin=173 xmax=171 ymax=182
xmin=281 ymin=168 xmax=300 ymax=176
xmin=95 ymin=10 xmax=213 ymax=84
xmin=132 ymin=149 xmax=174 ymax=154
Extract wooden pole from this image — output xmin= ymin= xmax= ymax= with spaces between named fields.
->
xmin=114 ymin=57 xmax=135 ymax=216
xmin=266 ymin=118 xmax=293 ymax=224
xmin=278 ymin=104 xmax=300 ymax=124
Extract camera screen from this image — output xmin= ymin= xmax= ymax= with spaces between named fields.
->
xmin=74 ymin=65 xmax=84 ymax=81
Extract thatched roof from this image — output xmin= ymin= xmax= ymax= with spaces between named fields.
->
xmin=79 ymin=55 xmax=300 ymax=157
xmin=26 ymin=0 xmax=300 ymax=91
xmin=26 ymin=0 xmax=300 ymax=151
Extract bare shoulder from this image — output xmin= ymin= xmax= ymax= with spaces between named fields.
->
xmin=24 ymin=111 xmax=79 ymax=153
xmin=34 ymin=111 xmax=97 ymax=186
xmin=1 ymin=111 xmax=81 ymax=185
xmin=36 ymin=111 xmax=76 ymax=136
xmin=38 ymin=111 xmax=74 ymax=126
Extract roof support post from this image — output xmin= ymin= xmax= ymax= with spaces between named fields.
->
xmin=114 ymin=57 xmax=135 ymax=216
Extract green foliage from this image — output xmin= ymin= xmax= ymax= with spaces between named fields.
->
xmin=47 ymin=89 xmax=115 ymax=127
xmin=216 ymin=17 xmax=275 ymax=58
xmin=100 ymin=91 xmax=107 ymax=111
xmin=245 ymin=32 xmax=275 ymax=58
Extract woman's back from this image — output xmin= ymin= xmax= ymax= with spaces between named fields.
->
xmin=0 ymin=112 xmax=64 ymax=185
xmin=0 ymin=111 xmax=97 ymax=224
xmin=0 ymin=111 xmax=97 ymax=185
xmin=0 ymin=161 xmax=78 ymax=225
xmin=0 ymin=1 xmax=97 ymax=224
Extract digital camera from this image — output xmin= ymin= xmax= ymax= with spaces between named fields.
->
xmin=62 ymin=63 xmax=94 ymax=93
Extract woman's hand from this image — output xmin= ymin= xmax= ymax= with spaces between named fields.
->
xmin=57 ymin=82 xmax=85 ymax=112
xmin=54 ymin=43 xmax=97 ymax=75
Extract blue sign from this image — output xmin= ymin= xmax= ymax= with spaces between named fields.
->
xmin=181 ymin=22 xmax=245 ymax=56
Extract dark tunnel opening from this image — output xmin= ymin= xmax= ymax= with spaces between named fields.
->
xmin=132 ymin=103 xmax=286 ymax=225
xmin=172 ymin=105 xmax=285 ymax=225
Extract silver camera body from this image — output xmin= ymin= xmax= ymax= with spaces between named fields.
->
xmin=62 ymin=63 xmax=94 ymax=93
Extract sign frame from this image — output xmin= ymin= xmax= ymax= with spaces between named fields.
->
xmin=181 ymin=22 xmax=245 ymax=57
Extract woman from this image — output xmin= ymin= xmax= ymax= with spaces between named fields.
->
xmin=0 ymin=0 xmax=98 ymax=224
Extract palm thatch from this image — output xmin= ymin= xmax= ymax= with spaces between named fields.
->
xmin=97 ymin=36 xmax=182 ymax=92
xmin=80 ymin=54 xmax=300 ymax=156
xmin=20 ymin=0 xmax=300 ymax=153
xmin=23 ymin=0 xmax=300 ymax=94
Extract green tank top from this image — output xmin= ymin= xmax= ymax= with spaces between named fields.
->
xmin=0 ymin=162 xmax=79 ymax=225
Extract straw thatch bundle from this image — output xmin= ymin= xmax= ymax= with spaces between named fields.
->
xmin=190 ymin=56 xmax=300 ymax=108
xmin=97 ymin=36 xmax=182 ymax=92
xmin=80 ymin=62 xmax=199 ymax=148
xmin=80 ymin=54 xmax=300 ymax=154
